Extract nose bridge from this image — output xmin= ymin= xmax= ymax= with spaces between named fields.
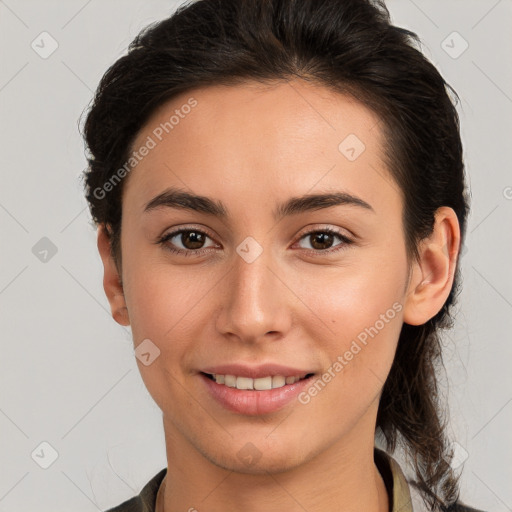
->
xmin=216 ymin=242 xmax=291 ymax=341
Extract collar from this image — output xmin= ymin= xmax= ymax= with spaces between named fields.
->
xmin=375 ymin=447 xmax=414 ymax=512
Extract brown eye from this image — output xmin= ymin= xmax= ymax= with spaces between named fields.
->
xmin=309 ymin=232 xmax=335 ymax=250
xmin=158 ymin=228 xmax=217 ymax=255
xmin=297 ymin=228 xmax=354 ymax=254
xmin=179 ymin=231 xmax=206 ymax=249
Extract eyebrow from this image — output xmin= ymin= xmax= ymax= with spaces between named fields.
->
xmin=143 ymin=186 xmax=374 ymax=220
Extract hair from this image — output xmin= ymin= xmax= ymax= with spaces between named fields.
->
xmin=81 ymin=0 xmax=470 ymax=509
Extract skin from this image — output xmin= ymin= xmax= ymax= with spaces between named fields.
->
xmin=97 ymin=79 xmax=460 ymax=512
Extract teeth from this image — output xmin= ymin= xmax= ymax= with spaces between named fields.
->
xmin=224 ymin=375 xmax=237 ymax=387
xmin=254 ymin=376 xmax=272 ymax=390
xmin=236 ymin=376 xmax=253 ymax=390
xmin=211 ymin=373 xmax=306 ymax=390
xmin=272 ymin=375 xmax=286 ymax=388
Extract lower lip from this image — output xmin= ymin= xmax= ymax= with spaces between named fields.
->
xmin=200 ymin=373 xmax=314 ymax=415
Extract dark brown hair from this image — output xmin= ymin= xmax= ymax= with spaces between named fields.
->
xmin=81 ymin=0 xmax=470 ymax=509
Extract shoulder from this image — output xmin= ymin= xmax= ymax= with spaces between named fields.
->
xmin=104 ymin=496 xmax=140 ymax=512
xmin=103 ymin=468 xmax=167 ymax=512
xmin=379 ymin=449 xmax=488 ymax=512
xmin=444 ymin=503 xmax=488 ymax=512
xmin=409 ymin=480 xmax=488 ymax=512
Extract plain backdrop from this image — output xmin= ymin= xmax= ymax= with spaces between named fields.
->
xmin=0 ymin=1 xmax=511 ymax=510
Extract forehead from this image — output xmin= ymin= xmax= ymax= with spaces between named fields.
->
xmin=124 ymin=79 xmax=398 ymax=216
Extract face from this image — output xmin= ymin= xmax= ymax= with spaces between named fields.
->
xmin=114 ymin=80 xmax=412 ymax=473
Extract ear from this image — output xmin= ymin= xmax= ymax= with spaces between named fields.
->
xmin=403 ymin=207 xmax=461 ymax=326
xmin=97 ymin=224 xmax=130 ymax=326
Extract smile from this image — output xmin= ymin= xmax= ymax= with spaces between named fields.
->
xmin=200 ymin=370 xmax=316 ymax=415
xmin=203 ymin=373 xmax=313 ymax=390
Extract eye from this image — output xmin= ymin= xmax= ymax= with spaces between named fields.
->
xmin=156 ymin=226 xmax=354 ymax=257
xmin=157 ymin=228 xmax=218 ymax=256
xmin=295 ymin=227 xmax=354 ymax=254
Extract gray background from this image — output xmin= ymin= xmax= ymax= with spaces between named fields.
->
xmin=0 ymin=0 xmax=511 ymax=510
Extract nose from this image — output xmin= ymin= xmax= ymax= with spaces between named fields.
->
xmin=215 ymin=245 xmax=293 ymax=344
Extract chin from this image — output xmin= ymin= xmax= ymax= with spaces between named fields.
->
xmin=209 ymin=450 xmax=309 ymax=475
xmin=197 ymin=436 xmax=313 ymax=475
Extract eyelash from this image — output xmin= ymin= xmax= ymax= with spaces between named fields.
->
xmin=156 ymin=226 xmax=354 ymax=257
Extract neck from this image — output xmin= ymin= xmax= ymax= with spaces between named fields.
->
xmin=158 ymin=420 xmax=390 ymax=512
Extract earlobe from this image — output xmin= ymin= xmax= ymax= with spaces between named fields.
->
xmin=97 ymin=225 xmax=130 ymax=326
xmin=402 ymin=207 xmax=460 ymax=326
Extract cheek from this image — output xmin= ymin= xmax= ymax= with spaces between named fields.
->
xmin=123 ymin=253 xmax=211 ymax=345
xmin=298 ymin=250 xmax=406 ymax=337
xmin=294 ymin=250 xmax=406 ymax=402
xmin=123 ymin=265 xmax=210 ymax=412
xmin=294 ymin=284 xmax=404 ymax=439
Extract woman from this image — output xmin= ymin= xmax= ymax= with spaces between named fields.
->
xmin=81 ymin=0 xmax=485 ymax=510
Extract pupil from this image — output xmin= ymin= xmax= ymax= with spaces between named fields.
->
xmin=311 ymin=233 xmax=333 ymax=250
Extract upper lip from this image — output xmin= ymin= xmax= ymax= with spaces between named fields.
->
xmin=200 ymin=363 xmax=315 ymax=379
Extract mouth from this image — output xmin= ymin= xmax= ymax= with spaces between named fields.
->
xmin=199 ymin=368 xmax=317 ymax=415
xmin=201 ymin=372 xmax=315 ymax=390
